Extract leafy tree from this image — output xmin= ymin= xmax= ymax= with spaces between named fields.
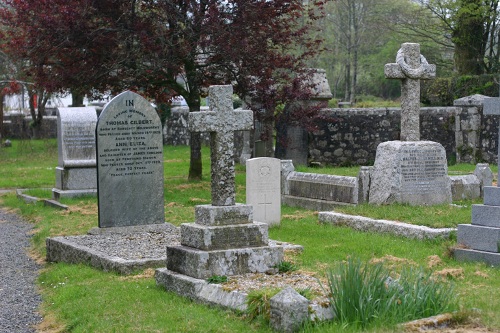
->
xmin=414 ymin=0 xmax=499 ymax=75
xmin=0 ymin=0 xmax=326 ymax=179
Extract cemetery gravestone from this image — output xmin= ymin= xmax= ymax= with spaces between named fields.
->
xmin=246 ymin=157 xmax=281 ymax=226
xmin=96 ymin=91 xmax=164 ymax=228
xmin=369 ymin=43 xmax=451 ymax=205
xmin=52 ymin=107 xmax=98 ymax=200
xmin=160 ymin=85 xmax=283 ymax=280
xmin=456 ymin=97 xmax=500 ymax=266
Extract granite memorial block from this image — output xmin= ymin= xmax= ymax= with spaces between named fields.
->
xmin=246 ymin=157 xmax=281 ymax=226
xmin=52 ymin=107 xmax=98 ymax=199
xmin=96 ymin=91 xmax=164 ymax=228
xmin=369 ymin=141 xmax=451 ymax=205
xmin=456 ymin=97 xmax=500 ymax=266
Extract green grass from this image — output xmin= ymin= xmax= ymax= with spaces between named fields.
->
xmin=1 ymin=140 xmax=500 ymax=332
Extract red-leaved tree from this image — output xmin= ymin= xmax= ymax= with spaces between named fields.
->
xmin=0 ymin=0 xmax=327 ymax=178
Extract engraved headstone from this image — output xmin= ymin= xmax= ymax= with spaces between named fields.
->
xmin=52 ymin=107 xmax=98 ymax=199
xmin=385 ymin=43 xmax=436 ymax=141
xmin=370 ymin=43 xmax=450 ymax=205
xmin=96 ymin=91 xmax=164 ymax=228
xmin=246 ymin=157 xmax=281 ymax=226
xmin=369 ymin=141 xmax=451 ymax=205
xmin=456 ymin=97 xmax=500 ymax=266
xmin=159 ymin=85 xmax=283 ymax=281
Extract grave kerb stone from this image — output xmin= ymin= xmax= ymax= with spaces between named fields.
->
xmin=96 ymin=91 xmax=164 ymax=228
xmin=188 ymin=85 xmax=253 ymax=206
xmin=385 ymin=43 xmax=436 ymax=141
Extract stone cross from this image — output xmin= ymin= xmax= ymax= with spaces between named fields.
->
xmin=483 ymin=97 xmax=500 ymax=182
xmin=385 ymin=43 xmax=436 ymax=141
xmin=188 ymin=85 xmax=253 ymax=206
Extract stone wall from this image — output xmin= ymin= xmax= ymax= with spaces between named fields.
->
xmin=3 ymin=96 xmax=499 ymax=167
xmin=3 ymin=114 xmax=57 ymax=139
xmin=309 ymin=107 xmax=457 ymax=166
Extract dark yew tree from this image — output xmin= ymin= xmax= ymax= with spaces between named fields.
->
xmin=0 ymin=0 xmax=326 ymax=179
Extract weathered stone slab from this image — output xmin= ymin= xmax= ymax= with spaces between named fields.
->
xmin=319 ymin=211 xmax=454 ymax=240
xmin=96 ymin=91 xmax=164 ymax=228
xmin=471 ymin=204 xmax=500 ymax=228
xmin=155 ymin=269 xmax=248 ymax=311
xmin=55 ymin=167 xmax=97 ymax=191
xmin=454 ymin=248 xmax=500 ymax=267
xmin=288 ymin=173 xmax=358 ymax=204
xmin=483 ymin=186 xmax=500 ymax=206
xmin=166 ymin=245 xmax=283 ymax=279
xmin=194 ymin=204 xmax=253 ymax=226
xmin=457 ymin=224 xmax=500 ymax=253
xmin=270 ymin=287 xmax=309 ymax=333
xmin=180 ymin=222 xmax=268 ymax=250
xmin=246 ymin=157 xmax=281 ymax=226
xmin=450 ymin=175 xmax=480 ymax=201
xmin=46 ymin=236 xmax=165 ymax=275
xmin=369 ymin=141 xmax=451 ymax=205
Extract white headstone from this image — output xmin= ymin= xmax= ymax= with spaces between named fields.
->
xmin=246 ymin=157 xmax=281 ymax=226
xmin=96 ymin=91 xmax=164 ymax=228
xmin=52 ymin=107 xmax=98 ymax=199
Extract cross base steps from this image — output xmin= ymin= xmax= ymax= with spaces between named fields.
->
xmin=454 ymin=248 xmax=500 ymax=267
xmin=166 ymin=245 xmax=283 ymax=279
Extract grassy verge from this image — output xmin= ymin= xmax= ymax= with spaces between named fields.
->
xmin=1 ymin=140 xmax=500 ymax=332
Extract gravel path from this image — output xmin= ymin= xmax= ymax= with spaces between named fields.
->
xmin=0 ymin=208 xmax=42 ymax=333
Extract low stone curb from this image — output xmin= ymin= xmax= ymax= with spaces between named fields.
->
xmin=46 ymin=236 xmax=166 ymax=275
xmin=15 ymin=189 xmax=69 ymax=210
xmin=318 ymin=211 xmax=455 ymax=240
xmin=155 ymin=268 xmax=334 ymax=322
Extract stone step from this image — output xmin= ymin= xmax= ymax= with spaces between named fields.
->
xmin=194 ymin=204 xmax=253 ymax=226
xmin=180 ymin=222 xmax=268 ymax=251
xmin=457 ymin=224 xmax=500 ymax=253
xmin=471 ymin=204 xmax=500 ymax=228
xmin=166 ymin=245 xmax=283 ymax=279
xmin=483 ymin=186 xmax=500 ymax=206
xmin=454 ymin=248 xmax=500 ymax=267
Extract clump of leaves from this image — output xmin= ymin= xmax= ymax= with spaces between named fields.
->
xmin=326 ymin=257 xmax=458 ymax=329
xmin=206 ymin=275 xmax=228 ymax=284
xmin=246 ymin=288 xmax=280 ymax=321
xmin=274 ymin=260 xmax=297 ymax=273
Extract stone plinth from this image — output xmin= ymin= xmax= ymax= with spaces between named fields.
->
xmin=165 ymin=203 xmax=282 ymax=279
xmin=369 ymin=141 xmax=451 ymax=205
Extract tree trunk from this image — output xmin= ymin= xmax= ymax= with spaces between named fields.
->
xmin=71 ymin=92 xmax=85 ymax=107
xmin=0 ymin=93 xmax=4 ymax=139
xmin=187 ymin=95 xmax=203 ymax=180
xmin=453 ymin=0 xmax=486 ymax=75
xmin=188 ymin=132 xmax=203 ymax=180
